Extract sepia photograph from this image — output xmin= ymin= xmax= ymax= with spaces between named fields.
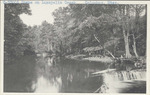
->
xmin=1 ymin=1 xmax=148 ymax=93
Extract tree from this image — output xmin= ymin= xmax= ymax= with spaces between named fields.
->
xmin=68 ymin=5 xmax=119 ymax=58
xmin=52 ymin=4 xmax=146 ymax=58
xmin=131 ymin=5 xmax=146 ymax=57
xmin=40 ymin=21 xmax=55 ymax=52
xmin=4 ymin=4 xmax=31 ymax=63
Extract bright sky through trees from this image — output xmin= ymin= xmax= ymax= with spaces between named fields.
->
xmin=20 ymin=4 xmax=67 ymax=26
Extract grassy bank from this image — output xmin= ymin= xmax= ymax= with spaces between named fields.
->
xmin=65 ymin=54 xmax=113 ymax=63
xmin=82 ymin=56 xmax=113 ymax=63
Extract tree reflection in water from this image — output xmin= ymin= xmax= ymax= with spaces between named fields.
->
xmin=31 ymin=57 xmax=146 ymax=93
xmin=33 ymin=57 xmax=62 ymax=93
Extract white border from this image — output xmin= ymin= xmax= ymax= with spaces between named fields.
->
xmin=0 ymin=1 xmax=150 ymax=95
xmin=0 ymin=1 xmax=4 ymax=94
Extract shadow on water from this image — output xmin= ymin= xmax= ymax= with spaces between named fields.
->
xmin=4 ymin=55 xmax=37 ymax=92
xmin=4 ymin=56 xmax=146 ymax=93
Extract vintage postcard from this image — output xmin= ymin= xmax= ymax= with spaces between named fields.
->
xmin=0 ymin=0 xmax=150 ymax=94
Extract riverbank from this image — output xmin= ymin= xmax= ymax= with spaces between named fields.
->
xmin=82 ymin=56 xmax=113 ymax=63
xmin=65 ymin=54 xmax=146 ymax=66
xmin=65 ymin=54 xmax=113 ymax=63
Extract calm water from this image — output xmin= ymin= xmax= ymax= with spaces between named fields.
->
xmin=4 ymin=56 xmax=146 ymax=93
xmin=33 ymin=57 xmax=107 ymax=93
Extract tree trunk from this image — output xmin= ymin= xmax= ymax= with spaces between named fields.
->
xmin=93 ymin=34 xmax=115 ymax=59
xmin=132 ymin=5 xmax=140 ymax=58
xmin=123 ymin=29 xmax=132 ymax=58
xmin=47 ymin=38 xmax=50 ymax=51
xmin=104 ymin=49 xmax=115 ymax=59
xmin=132 ymin=34 xmax=138 ymax=57
xmin=122 ymin=5 xmax=132 ymax=58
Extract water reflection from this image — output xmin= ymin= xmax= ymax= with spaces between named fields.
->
xmin=33 ymin=57 xmax=105 ymax=93
xmin=32 ymin=57 xmax=146 ymax=93
xmin=34 ymin=75 xmax=61 ymax=93
xmin=33 ymin=57 xmax=62 ymax=93
xmin=4 ymin=55 xmax=146 ymax=93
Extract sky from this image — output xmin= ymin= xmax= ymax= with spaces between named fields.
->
xmin=20 ymin=4 xmax=67 ymax=26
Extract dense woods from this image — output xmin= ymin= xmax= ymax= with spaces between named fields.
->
xmin=4 ymin=4 xmax=146 ymax=63
xmin=4 ymin=4 xmax=31 ymax=62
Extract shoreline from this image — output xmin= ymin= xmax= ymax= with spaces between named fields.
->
xmin=82 ymin=56 xmax=113 ymax=63
xmin=65 ymin=54 xmax=114 ymax=63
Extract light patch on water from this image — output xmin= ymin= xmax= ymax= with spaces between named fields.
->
xmin=33 ymin=76 xmax=62 ymax=93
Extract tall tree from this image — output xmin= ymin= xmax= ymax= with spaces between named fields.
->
xmin=131 ymin=5 xmax=146 ymax=57
xmin=4 ymin=4 xmax=31 ymax=62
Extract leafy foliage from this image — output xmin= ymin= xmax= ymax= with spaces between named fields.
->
xmin=5 ymin=4 xmax=146 ymax=61
xmin=4 ymin=4 xmax=31 ymax=63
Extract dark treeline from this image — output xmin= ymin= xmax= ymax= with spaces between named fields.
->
xmin=4 ymin=4 xmax=31 ymax=63
xmin=4 ymin=4 xmax=146 ymax=63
